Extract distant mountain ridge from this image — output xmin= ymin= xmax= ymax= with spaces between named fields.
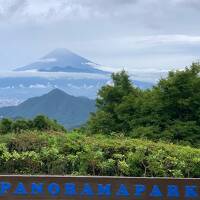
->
xmin=0 ymin=89 xmax=96 ymax=129
xmin=0 ymin=76 xmax=154 ymax=108
xmin=1 ymin=48 xmax=155 ymax=108
xmin=15 ymin=48 xmax=109 ymax=74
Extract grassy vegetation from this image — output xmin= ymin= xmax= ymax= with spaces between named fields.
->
xmin=0 ymin=130 xmax=199 ymax=177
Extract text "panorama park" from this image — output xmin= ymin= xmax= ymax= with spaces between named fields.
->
xmin=0 ymin=181 xmax=199 ymax=198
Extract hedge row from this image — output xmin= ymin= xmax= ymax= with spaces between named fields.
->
xmin=0 ymin=131 xmax=199 ymax=177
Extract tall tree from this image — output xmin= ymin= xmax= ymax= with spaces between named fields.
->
xmin=88 ymin=70 xmax=139 ymax=134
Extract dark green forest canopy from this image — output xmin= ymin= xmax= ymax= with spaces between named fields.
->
xmin=87 ymin=63 xmax=200 ymax=147
xmin=0 ymin=115 xmax=66 ymax=134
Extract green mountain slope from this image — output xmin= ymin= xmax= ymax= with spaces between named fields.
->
xmin=0 ymin=89 xmax=96 ymax=129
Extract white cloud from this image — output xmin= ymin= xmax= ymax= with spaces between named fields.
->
xmin=1 ymin=0 xmax=193 ymax=24
xmin=1 ymin=0 xmax=132 ymax=23
xmin=38 ymin=58 xmax=57 ymax=63
xmin=29 ymin=84 xmax=48 ymax=89
xmin=136 ymin=35 xmax=200 ymax=45
xmin=0 ymin=0 xmax=200 ymax=73
xmin=0 ymin=71 xmax=110 ymax=80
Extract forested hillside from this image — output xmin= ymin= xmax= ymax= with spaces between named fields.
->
xmin=0 ymin=89 xmax=96 ymax=129
xmin=87 ymin=62 xmax=200 ymax=147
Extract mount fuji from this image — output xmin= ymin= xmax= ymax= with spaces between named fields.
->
xmin=0 ymin=48 xmax=154 ymax=108
xmin=15 ymin=48 xmax=109 ymax=74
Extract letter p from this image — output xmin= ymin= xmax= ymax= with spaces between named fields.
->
xmin=0 ymin=182 xmax=11 ymax=195
xmin=134 ymin=184 xmax=146 ymax=197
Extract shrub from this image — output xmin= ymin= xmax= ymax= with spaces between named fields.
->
xmin=0 ymin=132 xmax=199 ymax=177
xmin=0 ymin=118 xmax=13 ymax=134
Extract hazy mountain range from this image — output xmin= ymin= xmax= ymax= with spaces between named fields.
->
xmin=0 ymin=48 xmax=154 ymax=108
xmin=0 ymin=48 xmax=157 ymax=128
xmin=0 ymin=89 xmax=96 ymax=129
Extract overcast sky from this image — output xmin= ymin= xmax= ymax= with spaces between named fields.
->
xmin=0 ymin=0 xmax=200 ymax=72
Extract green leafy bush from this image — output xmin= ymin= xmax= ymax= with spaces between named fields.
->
xmin=0 ymin=118 xmax=13 ymax=134
xmin=0 ymin=131 xmax=199 ymax=177
xmin=0 ymin=115 xmax=66 ymax=135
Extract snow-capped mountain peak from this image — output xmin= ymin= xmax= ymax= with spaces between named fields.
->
xmin=15 ymin=48 xmax=109 ymax=74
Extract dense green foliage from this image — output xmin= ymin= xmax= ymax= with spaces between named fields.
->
xmin=87 ymin=63 xmax=200 ymax=147
xmin=0 ymin=115 xmax=66 ymax=134
xmin=0 ymin=131 xmax=199 ymax=177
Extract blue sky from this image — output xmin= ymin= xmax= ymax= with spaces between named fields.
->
xmin=0 ymin=0 xmax=200 ymax=72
